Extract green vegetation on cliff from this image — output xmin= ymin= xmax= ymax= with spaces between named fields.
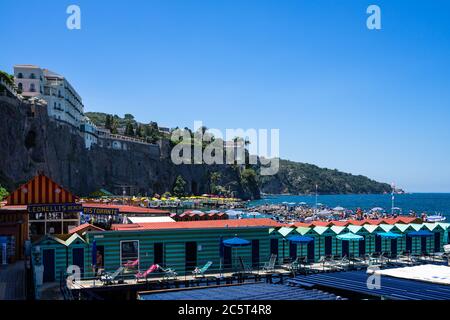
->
xmin=259 ymin=159 xmax=391 ymax=195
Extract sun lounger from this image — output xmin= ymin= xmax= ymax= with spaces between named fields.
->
xmin=262 ymin=254 xmax=277 ymax=273
xmin=100 ymin=266 xmax=124 ymax=285
xmin=135 ymin=264 xmax=159 ymax=281
xmin=238 ymin=256 xmax=253 ymax=275
xmin=160 ymin=266 xmax=178 ymax=280
xmin=123 ymin=259 xmax=139 ymax=270
xmin=192 ymin=261 xmax=213 ymax=278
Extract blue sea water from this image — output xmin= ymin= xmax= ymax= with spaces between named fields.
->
xmin=249 ymin=194 xmax=450 ymax=218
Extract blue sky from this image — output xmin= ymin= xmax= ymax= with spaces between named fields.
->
xmin=1 ymin=0 xmax=450 ymax=192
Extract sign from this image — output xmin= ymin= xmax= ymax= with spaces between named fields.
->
xmin=83 ymin=207 xmax=119 ymax=215
xmin=27 ymin=203 xmax=83 ymax=214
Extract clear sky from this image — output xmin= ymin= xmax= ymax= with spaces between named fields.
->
xmin=1 ymin=0 xmax=450 ymax=192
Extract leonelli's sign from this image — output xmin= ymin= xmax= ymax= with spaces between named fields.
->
xmin=82 ymin=207 xmax=119 ymax=215
xmin=27 ymin=203 xmax=83 ymax=214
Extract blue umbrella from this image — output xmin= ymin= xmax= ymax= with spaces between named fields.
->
xmin=287 ymin=235 xmax=314 ymax=244
xmin=407 ymin=230 xmax=434 ymax=237
xmin=337 ymin=232 xmax=363 ymax=258
xmin=223 ymin=237 xmax=251 ymax=272
xmin=92 ymin=240 xmax=97 ymax=267
xmin=377 ymin=232 xmax=402 ymax=239
xmin=223 ymin=237 xmax=251 ymax=247
xmin=287 ymin=235 xmax=314 ymax=260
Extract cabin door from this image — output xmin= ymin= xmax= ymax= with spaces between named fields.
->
xmin=406 ymin=236 xmax=412 ymax=253
xmin=375 ymin=235 xmax=382 ymax=253
xmin=307 ymin=240 xmax=315 ymax=262
xmin=251 ymin=240 xmax=260 ymax=268
xmin=391 ymin=239 xmax=398 ymax=256
xmin=342 ymin=241 xmax=349 ymax=257
xmin=270 ymin=239 xmax=278 ymax=257
xmin=43 ymin=249 xmax=55 ymax=282
xmin=324 ymin=236 xmax=332 ymax=256
xmin=421 ymin=237 xmax=427 ymax=254
xmin=224 ymin=246 xmax=232 ymax=270
xmin=289 ymin=242 xmax=297 ymax=260
xmin=72 ymin=248 xmax=85 ymax=276
xmin=185 ymin=242 xmax=197 ymax=272
xmin=434 ymin=232 xmax=441 ymax=252
xmin=359 ymin=236 xmax=366 ymax=256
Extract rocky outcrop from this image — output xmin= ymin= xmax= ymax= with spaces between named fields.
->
xmin=0 ymin=97 xmax=258 ymax=199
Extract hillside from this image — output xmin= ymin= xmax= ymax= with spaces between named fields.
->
xmin=258 ymin=159 xmax=392 ymax=195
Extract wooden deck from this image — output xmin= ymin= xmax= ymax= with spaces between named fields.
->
xmin=0 ymin=261 xmax=26 ymax=300
xmin=68 ymin=268 xmax=293 ymax=292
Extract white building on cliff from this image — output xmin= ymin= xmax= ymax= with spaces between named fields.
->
xmin=14 ymin=65 xmax=84 ymax=130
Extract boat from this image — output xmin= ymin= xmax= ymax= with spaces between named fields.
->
xmin=426 ymin=213 xmax=447 ymax=223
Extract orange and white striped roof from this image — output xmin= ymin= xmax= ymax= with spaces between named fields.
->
xmin=6 ymin=174 xmax=77 ymax=205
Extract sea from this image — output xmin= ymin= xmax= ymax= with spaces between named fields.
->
xmin=248 ymin=193 xmax=450 ymax=219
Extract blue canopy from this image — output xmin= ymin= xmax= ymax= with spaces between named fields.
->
xmin=223 ymin=237 xmax=251 ymax=247
xmin=407 ymin=230 xmax=434 ymax=237
xmin=377 ymin=232 xmax=403 ymax=239
xmin=287 ymin=235 xmax=314 ymax=244
xmin=337 ymin=232 xmax=364 ymax=241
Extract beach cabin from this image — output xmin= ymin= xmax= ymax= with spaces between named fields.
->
xmin=83 ymin=218 xmax=281 ymax=276
xmin=32 ymin=235 xmax=70 ymax=282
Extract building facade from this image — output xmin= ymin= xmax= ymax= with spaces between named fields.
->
xmin=14 ymin=65 xmax=84 ymax=130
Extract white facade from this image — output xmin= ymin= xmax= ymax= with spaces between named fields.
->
xmin=80 ymin=117 xmax=98 ymax=149
xmin=14 ymin=65 xmax=84 ymax=130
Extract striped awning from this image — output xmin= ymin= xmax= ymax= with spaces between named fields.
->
xmin=6 ymin=174 xmax=77 ymax=205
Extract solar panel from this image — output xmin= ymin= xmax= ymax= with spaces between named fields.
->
xmin=139 ymin=283 xmax=342 ymax=300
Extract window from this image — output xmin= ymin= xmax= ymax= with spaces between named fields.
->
xmin=120 ymin=240 xmax=139 ymax=266
xmin=30 ymin=73 xmax=36 ymax=79
xmin=17 ymin=73 xmax=23 ymax=79
xmin=30 ymin=83 xmax=36 ymax=92
xmin=17 ymin=83 xmax=23 ymax=92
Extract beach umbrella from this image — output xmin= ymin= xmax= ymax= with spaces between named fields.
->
xmin=407 ymin=230 xmax=434 ymax=237
xmin=298 ymin=202 xmax=307 ymax=205
xmin=333 ymin=206 xmax=345 ymax=211
xmin=206 ymin=210 xmax=220 ymax=214
xmin=371 ymin=207 xmax=384 ymax=212
xmin=337 ymin=232 xmax=363 ymax=258
xmin=287 ymin=235 xmax=314 ymax=259
xmin=377 ymin=232 xmax=402 ymax=239
xmin=223 ymin=237 xmax=251 ymax=272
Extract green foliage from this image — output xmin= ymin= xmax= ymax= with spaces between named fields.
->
xmin=85 ymin=112 xmax=162 ymax=142
xmin=172 ymin=175 xmax=187 ymax=196
xmin=125 ymin=121 xmax=135 ymax=136
xmin=210 ymin=172 xmax=222 ymax=195
xmin=0 ymin=185 xmax=9 ymax=201
xmin=162 ymin=191 xmax=172 ymax=198
xmin=0 ymin=70 xmax=14 ymax=87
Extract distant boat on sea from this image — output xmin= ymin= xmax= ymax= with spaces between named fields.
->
xmin=426 ymin=213 xmax=446 ymax=223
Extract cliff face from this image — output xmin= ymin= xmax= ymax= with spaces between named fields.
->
xmin=0 ymin=97 xmax=256 ymax=199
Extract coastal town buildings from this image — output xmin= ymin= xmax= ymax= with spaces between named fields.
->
xmin=14 ymin=65 xmax=84 ymax=130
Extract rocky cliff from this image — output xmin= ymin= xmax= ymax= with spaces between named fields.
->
xmin=0 ymin=96 xmax=257 ymax=199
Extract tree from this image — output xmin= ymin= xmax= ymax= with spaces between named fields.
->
xmin=172 ymin=175 xmax=187 ymax=197
xmin=105 ymin=114 xmax=112 ymax=130
xmin=124 ymin=114 xmax=134 ymax=121
xmin=0 ymin=185 xmax=9 ymax=201
xmin=125 ymin=121 xmax=135 ymax=136
xmin=210 ymin=172 xmax=221 ymax=195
